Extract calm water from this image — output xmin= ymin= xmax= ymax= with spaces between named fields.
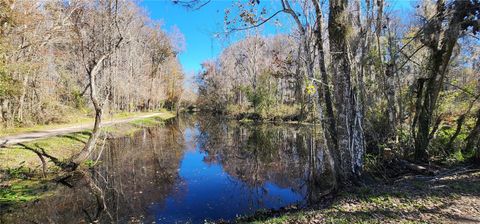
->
xmin=1 ymin=115 xmax=337 ymax=223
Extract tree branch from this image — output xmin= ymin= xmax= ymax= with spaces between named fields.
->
xmin=228 ymin=9 xmax=286 ymax=32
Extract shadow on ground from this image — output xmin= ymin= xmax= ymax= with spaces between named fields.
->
xmin=240 ymin=169 xmax=480 ymax=223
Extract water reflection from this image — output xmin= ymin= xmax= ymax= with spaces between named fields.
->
xmin=1 ymin=115 xmax=337 ymax=223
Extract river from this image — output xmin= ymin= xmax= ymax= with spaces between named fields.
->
xmin=1 ymin=114 xmax=338 ymax=223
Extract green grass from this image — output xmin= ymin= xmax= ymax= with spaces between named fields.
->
xmin=110 ymin=111 xmax=164 ymax=119
xmin=105 ymin=113 xmax=175 ymax=137
xmin=130 ymin=117 xmax=164 ymax=126
xmin=0 ymin=131 xmax=91 ymax=172
xmin=0 ymin=179 xmax=51 ymax=205
xmin=239 ymin=118 xmax=254 ymax=123
xmin=243 ymin=212 xmax=307 ymax=224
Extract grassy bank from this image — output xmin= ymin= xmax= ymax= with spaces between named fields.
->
xmin=204 ymin=104 xmax=309 ymax=123
xmin=0 ymin=111 xmax=175 ymax=206
xmin=0 ymin=179 xmax=53 ymax=208
xmin=240 ymin=168 xmax=480 ymax=224
xmin=0 ymin=110 xmax=169 ymax=137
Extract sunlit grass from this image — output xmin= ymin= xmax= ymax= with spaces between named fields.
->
xmin=0 ymin=179 xmax=52 ymax=205
xmin=244 ymin=170 xmax=480 ymax=224
xmin=0 ymin=132 xmax=91 ymax=171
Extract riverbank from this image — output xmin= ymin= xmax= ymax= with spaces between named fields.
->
xmin=198 ymin=104 xmax=306 ymax=123
xmin=0 ymin=111 xmax=175 ymax=172
xmin=0 ymin=111 xmax=175 ymax=207
xmin=239 ymin=166 xmax=480 ymax=223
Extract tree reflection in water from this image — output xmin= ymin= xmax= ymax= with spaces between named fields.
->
xmin=196 ymin=115 xmax=337 ymax=206
xmin=1 ymin=115 xmax=338 ymax=223
xmin=1 ymin=119 xmax=188 ymax=223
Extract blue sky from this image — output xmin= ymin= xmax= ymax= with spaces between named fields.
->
xmin=141 ymin=0 xmax=293 ymax=76
xmin=141 ymin=1 xmax=230 ymax=75
xmin=141 ymin=0 xmax=414 ymax=78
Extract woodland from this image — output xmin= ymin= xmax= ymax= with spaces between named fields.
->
xmin=195 ymin=0 xmax=480 ymax=175
xmin=0 ymin=0 xmax=187 ymax=128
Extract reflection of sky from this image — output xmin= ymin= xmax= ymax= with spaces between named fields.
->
xmin=148 ymin=127 xmax=303 ymax=223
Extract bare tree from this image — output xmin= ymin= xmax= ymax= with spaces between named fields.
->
xmin=69 ymin=0 xmax=125 ymax=165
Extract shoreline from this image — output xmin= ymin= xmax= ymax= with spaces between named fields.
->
xmin=238 ymin=166 xmax=480 ymax=224
xmin=1 ymin=111 xmax=176 ymax=172
xmin=0 ymin=112 xmax=176 ymax=208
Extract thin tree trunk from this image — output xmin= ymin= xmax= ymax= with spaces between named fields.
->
xmin=447 ymin=94 xmax=480 ymax=154
xmin=281 ymin=0 xmax=317 ymax=121
xmin=17 ymin=75 xmax=29 ymax=122
xmin=312 ymin=0 xmax=338 ymax=151
xmin=72 ymin=55 xmax=108 ymax=165
xmin=446 ymin=114 xmax=465 ymax=154
xmin=385 ymin=63 xmax=397 ymax=137
xmin=1 ymin=99 xmax=7 ymax=124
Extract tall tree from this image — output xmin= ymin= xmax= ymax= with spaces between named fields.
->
xmin=69 ymin=0 xmax=124 ymax=165
xmin=328 ymin=0 xmax=365 ymax=180
xmin=413 ymin=0 xmax=480 ymax=161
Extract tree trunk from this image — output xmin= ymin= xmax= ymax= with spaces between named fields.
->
xmin=465 ymin=109 xmax=480 ymax=160
xmin=17 ymin=74 xmax=28 ymax=122
xmin=446 ymin=114 xmax=465 ymax=154
xmin=1 ymin=99 xmax=11 ymax=126
xmin=1 ymin=99 xmax=6 ymax=123
xmin=281 ymin=0 xmax=317 ymax=121
xmin=72 ymin=55 xmax=108 ymax=165
xmin=414 ymin=0 xmax=464 ymax=161
xmin=414 ymin=53 xmax=445 ymax=161
xmin=328 ymin=0 xmax=365 ymax=181
xmin=385 ymin=63 xmax=397 ymax=137
xmin=476 ymin=140 xmax=480 ymax=164
xmin=312 ymin=0 xmax=338 ymax=152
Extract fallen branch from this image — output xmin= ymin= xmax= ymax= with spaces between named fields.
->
xmin=397 ymin=159 xmax=430 ymax=174
xmin=54 ymin=173 xmax=74 ymax=188
xmin=427 ymin=165 xmax=476 ymax=182
xmin=17 ymin=143 xmax=77 ymax=172
xmin=0 ymin=140 xmax=7 ymax=148
xmin=404 ymin=165 xmax=477 ymax=182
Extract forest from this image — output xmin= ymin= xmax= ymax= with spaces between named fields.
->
xmin=197 ymin=0 xmax=480 ymax=170
xmin=0 ymin=0 xmax=186 ymax=128
xmin=1 ymin=0 xmax=480 ymax=223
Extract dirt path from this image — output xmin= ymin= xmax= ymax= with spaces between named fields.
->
xmin=0 ymin=113 xmax=165 ymax=145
